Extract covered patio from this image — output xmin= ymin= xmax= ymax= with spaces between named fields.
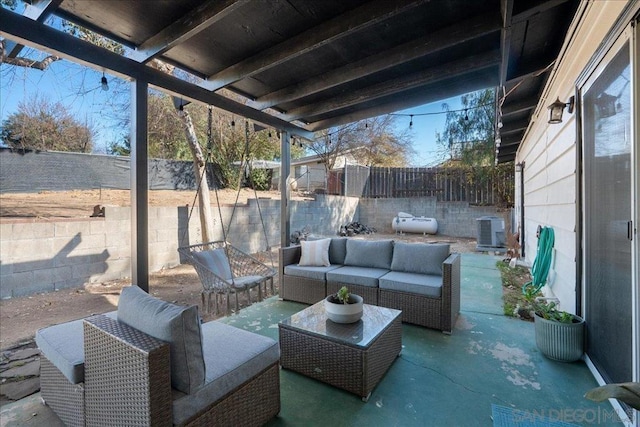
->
xmin=1 ymin=254 xmax=619 ymax=426
xmin=1 ymin=1 xmax=637 ymax=426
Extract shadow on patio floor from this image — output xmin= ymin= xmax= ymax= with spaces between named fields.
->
xmin=0 ymin=253 xmax=623 ymax=426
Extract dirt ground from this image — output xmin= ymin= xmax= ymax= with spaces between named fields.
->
xmin=0 ymin=189 xmax=477 ymax=351
xmin=0 ymin=188 xmax=312 ymax=218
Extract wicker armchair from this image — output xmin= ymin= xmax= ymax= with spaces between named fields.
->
xmin=178 ymin=241 xmax=276 ymax=315
xmin=37 ymin=287 xmax=281 ymax=427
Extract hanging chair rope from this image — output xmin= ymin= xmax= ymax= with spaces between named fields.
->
xmin=522 ymin=226 xmax=555 ymax=295
xmin=179 ymin=107 xmax=274 ymax=268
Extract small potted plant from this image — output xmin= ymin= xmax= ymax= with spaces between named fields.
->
xmin=325 ymin=286 xmax=364 ymax=323
xmin=533 ymin=299 xmax=585 ymax=362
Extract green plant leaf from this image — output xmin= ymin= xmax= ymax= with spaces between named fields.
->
xmin=584 ymin=382 xmax=640 ymax=410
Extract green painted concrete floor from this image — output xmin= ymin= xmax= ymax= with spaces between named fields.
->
xmin=0 ymin=254 xmax=622 ymax=426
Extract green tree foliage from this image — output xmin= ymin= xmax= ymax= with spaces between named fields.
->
xmin=436 ymin=89 xmax=496 ymax=166
xmin=435 ymin=89 xmax=514 ymax=207
xmin=1 ymin=93 xmax=94 ymax=152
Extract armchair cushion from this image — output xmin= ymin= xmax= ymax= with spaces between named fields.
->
xmin=329 ymin=237 xmax=348 ymax=265
xmin=391 ymin=242 xmax=450 ymax=276
xmin=35 ymin=311 xmax=117 ymax=384
xmin=344 ymin=239 xmax=394 ymax=269
xmin=117 ymin=286 xmax=205 ymax=394
xmin=172 ymin=321 xmax=280 ymax=426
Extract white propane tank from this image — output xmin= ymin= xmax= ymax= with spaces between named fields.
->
xmin=391 ymin=212 xmax=438 ymax=234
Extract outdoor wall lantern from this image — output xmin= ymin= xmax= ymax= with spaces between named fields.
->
xmin=547 ymin=96 xmax=575 ymax=124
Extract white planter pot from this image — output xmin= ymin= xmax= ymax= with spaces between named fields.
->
xmin=325 ymin=294 xmax=364 ymax=323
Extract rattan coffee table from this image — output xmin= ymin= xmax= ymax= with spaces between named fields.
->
xmin=279 ymin=302 xmax=402 ymax=401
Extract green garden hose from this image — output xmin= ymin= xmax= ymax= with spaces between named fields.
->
xmin=522 ymin=226 xmax=555 ymax=295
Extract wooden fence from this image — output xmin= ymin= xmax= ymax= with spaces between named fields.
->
xmin=328 ymin=165 xmax=514 ymax=206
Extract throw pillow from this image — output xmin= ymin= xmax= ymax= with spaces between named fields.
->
xmin=344 ymin=239 xmax=394 ymax=269
xmin=391 ymin=242 xmax=450 ymax=275
xmin=192 ymin=248 xmax=233 ymax=280
xmin=299 ymin=238 xmax=331 ymax=266
xmin=117 ymin=286 xmax=205 ymax=394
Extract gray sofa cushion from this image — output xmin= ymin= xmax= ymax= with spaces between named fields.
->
xmin=344 ymin=239 xmax=394 ymax=269
xmin=329 ymin=238 xmax=348 ymax=265
xmin=391 ymin=242 xmax=450 ymax=276
xmin=117 ymin=286 xmax=205 ymax=394
xmin=35 ymin=311 xmax=117 ymax=384
xmin=326 ymin=266 xmax=389 ymax=288
xmin=379 ymin=271 xmax=443 ymax=298
xmin=172 ymin=321 xmax=280 ymax=426
xmin=307 ymin=236 xmax=348 ymax=265
xmin=284 ymin=264 xmax=343 ymax=281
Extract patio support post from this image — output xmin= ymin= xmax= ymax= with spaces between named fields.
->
xmin=131 ymin=79 xmax=149 ymax=292
xmin=280 ymin=131 xmax=291 ymax=248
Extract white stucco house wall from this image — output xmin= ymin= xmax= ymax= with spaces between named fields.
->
xmin=513 ymin=1 xmax=638 ymax=423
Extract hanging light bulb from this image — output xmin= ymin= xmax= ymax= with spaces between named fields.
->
xmin=409 ymin=115 xmax=413 ymax=128
xmin=268 ymin=131 xmax=272 ymax=138
xmin=231 ymin=119 xmax=235 ymax=127
xmin=100 ymin=72 xmax=109 ymax=91
xmin=178 ymin=99 xmax=184 ymax=111
xmin=464 ymin=109 xmax=469 ymax=121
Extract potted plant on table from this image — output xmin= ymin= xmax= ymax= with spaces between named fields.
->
xmin=325 ymin=286 xmax=364 ymax=324
xmin=533 ymin=299 xmax=585 ymax=362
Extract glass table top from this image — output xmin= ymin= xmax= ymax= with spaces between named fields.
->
xmin=279 ymin=302 xmax=402 ymax=349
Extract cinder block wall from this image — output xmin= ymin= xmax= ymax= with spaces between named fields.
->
xmin=358 ymin=197 xmax=508 ymax=237
xmin=0 ymin=195 xmax=359 ymax=299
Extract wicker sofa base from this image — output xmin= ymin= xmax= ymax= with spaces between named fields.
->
xmin=379 ymin=289 xmax=442 ymax=330
xmin=40 ymin=356 xmax=85 ymax=427
xmin=281 ymin=275 xmax=326 ymax=304
xmin=183 ymin=363 xmax=280 ymax=427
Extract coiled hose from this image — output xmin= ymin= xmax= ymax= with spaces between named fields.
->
xmin=522 ymin=226 xmax=555 ymax=295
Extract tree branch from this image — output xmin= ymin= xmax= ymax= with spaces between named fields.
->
xmin=0 ymin=39 xmax=60 ymax=70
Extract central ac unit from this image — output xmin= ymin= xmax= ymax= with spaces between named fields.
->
xmin=476 ymin=216 xmax=505 ymax=247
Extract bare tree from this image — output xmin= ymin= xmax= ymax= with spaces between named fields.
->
xmin=1 ymin=93 xmax=95 ymax=152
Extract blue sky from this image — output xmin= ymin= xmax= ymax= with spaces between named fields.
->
xmin=1 ymin=56 xmax=463 ymax=166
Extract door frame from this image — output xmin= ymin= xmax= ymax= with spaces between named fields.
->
xmin=576 ymin=17 xmax=638 ymax=427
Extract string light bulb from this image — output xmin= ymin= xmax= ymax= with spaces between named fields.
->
xmin=100 ymin=72 xmax=109 ymax=91
xmin=464 ymin=109 xmax=469 ymax=121
xmin=231 ymin=119 xmax=235 ymax=127
xmin=409 ymin=115 xmax=413 ymax=128
xmin=178 ymin=99 xmax=184 ymax=111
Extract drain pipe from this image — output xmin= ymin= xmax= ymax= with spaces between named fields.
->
xmin=516 ymin=162 xmax=525 ymax=257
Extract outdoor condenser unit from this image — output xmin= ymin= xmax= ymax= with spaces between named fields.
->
xmin=476 ymin=216 xmax=505 ymax=248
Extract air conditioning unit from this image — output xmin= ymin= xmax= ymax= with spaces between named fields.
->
xmin=476 ymin=216 xmax=505 ymax=248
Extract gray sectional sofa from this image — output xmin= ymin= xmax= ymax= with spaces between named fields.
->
xmin=279 ymin=238 xmax=461 ymax=334
xmin=36 ymin=286 xmax=280 ymax=427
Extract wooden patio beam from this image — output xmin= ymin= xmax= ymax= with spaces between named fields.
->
xmin=129 ymin=0 xmax=249 ymax=64
xmin=285 ymin=50 xmax=501 ymax=122
xmin=251 ymin=12 xmax=501 ymax=110
xmin=202 ymin=0 xmax=427 ymax=91
xmin=4 ymin=0 xmax=62 ymax=58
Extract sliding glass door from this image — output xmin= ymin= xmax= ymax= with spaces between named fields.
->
xmin=582 ymin=36 xmax=633 ymax=389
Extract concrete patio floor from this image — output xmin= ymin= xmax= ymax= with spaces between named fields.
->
xmin=0 ymin=253 xmax=623 ymax=426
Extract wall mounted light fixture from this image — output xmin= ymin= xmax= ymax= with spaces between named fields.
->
xmin=547 ymin=96 xmax=574 ymax=124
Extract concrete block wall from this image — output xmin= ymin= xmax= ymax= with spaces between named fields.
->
xmin=0 ymin=195 xmax=359 ymax=298
xmin=358 ymin=197 xmax=508 ymax=238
